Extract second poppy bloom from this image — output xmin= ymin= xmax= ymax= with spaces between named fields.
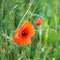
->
xmin=13 ymin=21 xmax=35 ymax=46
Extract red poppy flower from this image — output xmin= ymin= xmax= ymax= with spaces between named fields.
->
xmin=13 ymin=21 xmax=35 ymax=46
xmin=36 ymin=18 xmax=42 ymax=26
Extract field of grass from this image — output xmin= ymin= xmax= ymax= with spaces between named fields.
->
xmin=0 ymin=0 xmax=60 ymax=60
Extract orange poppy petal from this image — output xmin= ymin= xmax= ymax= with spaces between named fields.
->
xmin=13 ymin=34 xmax=21 ymax=44
xmin=19 ymin=38 xmax=32 ymax=46
xmin=13 ymin=34 xmax=32 ymax=46
xmin=16 ymin=21 xmax=35 ymax=37
xmin=25 ymin=21 xmax=35 ymax=37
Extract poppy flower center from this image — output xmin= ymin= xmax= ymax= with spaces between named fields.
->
xmin=22 ymin=31 xmax=28 ymax=36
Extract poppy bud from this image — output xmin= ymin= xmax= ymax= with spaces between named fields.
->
xmin=36 ymin=18 xmax=42 ymax=26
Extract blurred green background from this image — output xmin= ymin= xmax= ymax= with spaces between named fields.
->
xmin=0 ymin=0 xmax=60 ymax=60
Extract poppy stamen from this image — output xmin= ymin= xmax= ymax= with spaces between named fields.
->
xmin=22 ymin=31 xmax=27 ymax=36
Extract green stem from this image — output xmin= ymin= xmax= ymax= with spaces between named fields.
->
xmin=17 ymin=0 xmax=34 ymax=29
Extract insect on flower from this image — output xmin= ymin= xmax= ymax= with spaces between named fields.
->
xmin=13 ymin=21 xmax=35 ymax=46
xmin=36 ymin=18 xmax=42 ymax=26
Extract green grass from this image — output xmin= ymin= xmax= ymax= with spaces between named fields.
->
xmin=0 ymin=0 xmax=60 ymax=60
